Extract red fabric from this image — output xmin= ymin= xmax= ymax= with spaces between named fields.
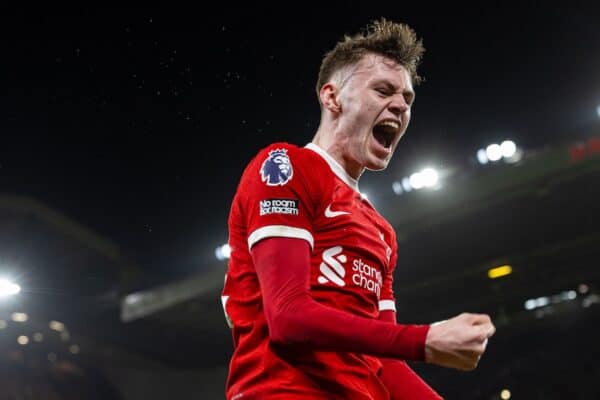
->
xmin=378 ymin=310 xmax=443 ymax=399
xmin=252 ymin=237 xmax=429 ymax=361
xmin=224 ymin=142 xmax=429 ymax=399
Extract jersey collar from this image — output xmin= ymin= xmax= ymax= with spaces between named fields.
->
xmin=305 ymin=143 xmax=359 ymax=192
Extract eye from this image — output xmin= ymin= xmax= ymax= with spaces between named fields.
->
xmin=375 ymin=87 xmax=390 ymax=96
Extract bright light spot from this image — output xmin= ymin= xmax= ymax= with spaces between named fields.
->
xmin=49 ymin=320 xmax=65 ymax=332
xmin=488 ymin=265 xmax=512 ymax=279
xmin=69 ymin=344 xmax=80 ymax=354
xmin=596 ymin=105 xmax=600 ymax=118
xmin=17 ymin=335 xmax=29 ymax=345
xmin=420 ymin=168 xmax=439 ymax=187
xmin=524 ymin=299 xmax=537 ymax=310
xmin=500 ymin=140 xmax=517 ymax=158
xmin=361 ymin=192 xmax=369 ymax=200
xmin=578 ymin=284 xmax=589 ymax=294
xmin=125 ymin=293 xmax=142 ymax=305
xmin=392 ymin=181 xmax=403 ymax=195
xmin=500 ymin=389 xmax=511 ymax=399
xmin=403 ymin=167 xmax=440 ymax=192
xmin=527 ymin=288 xmax=582 ymax=310
xmin=535 ymin=296 xmax=550 ymax=307
xmin=401 ymin=177 xmax=412 ymax=192
xmin=409 ymin=172 xmax=424 ymax=189
xmin=477 ymin=148 xmax=489 ymax=164
xmin=215 ymin=243 xmax=231 ymax=261
xmin=0 ymin=320 xmax=6 ymax=329
xmin=504 ymin=148 xmax=523 ymax=164
xmin=33 ymin=332 xmax=44 ymax=342
xmin=48 ymin=352 xmax=57 ymax=362
xmin=486 ymin=144 xmax=502 ymax=162
xmin=0 ymin=279 xmax=21 ymax=297
xmin=11 ymin=312 xmax=28 ymax=322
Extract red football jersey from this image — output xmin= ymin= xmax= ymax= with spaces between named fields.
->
xmin=223 ymin=142 xmax=400 ymax=399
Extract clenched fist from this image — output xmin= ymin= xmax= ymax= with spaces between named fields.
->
xmin=424 ymin=313 xmax=495 ymax=371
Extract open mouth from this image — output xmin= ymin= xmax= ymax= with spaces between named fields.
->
xmin=372 ymin=120 xmax=400 ymax=149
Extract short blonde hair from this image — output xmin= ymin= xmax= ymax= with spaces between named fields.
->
xmin=316 ymin=18 xmax=425 ymax=97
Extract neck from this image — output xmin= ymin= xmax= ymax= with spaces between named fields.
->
xmin=312 ymin=123 xmax=364 ymax=180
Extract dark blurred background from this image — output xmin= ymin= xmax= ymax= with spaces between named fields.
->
xmin=1 ymin=4 xmax=599 ymax=399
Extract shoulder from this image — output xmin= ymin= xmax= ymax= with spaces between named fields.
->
xmin=252 ymin=142 xmax=322 ymax=165
xmin=244 ymin=142 xmax=329 ymax=185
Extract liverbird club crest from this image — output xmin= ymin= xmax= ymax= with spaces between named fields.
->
xmin=260 ymin=149 xmax=293 ymax=186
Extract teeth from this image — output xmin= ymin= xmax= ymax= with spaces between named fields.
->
xmin=380 ymin=120 xmax=399 ymax=130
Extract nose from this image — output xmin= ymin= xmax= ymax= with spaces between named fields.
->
xmin=388 ymin=94 xmax=409 ymax=117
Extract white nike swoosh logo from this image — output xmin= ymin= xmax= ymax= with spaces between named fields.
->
xmin=324 ymin=204 xmax=350 ymax=218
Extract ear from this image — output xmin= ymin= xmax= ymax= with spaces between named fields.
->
xmin=319 ymin=82 xmax=342 ymax=114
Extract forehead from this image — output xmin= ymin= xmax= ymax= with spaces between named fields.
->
xmin=350 ymin=54 xmax=412 ymax=90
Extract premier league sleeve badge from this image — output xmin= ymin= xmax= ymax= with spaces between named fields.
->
xmin=260 ymin=149 xmax=294 ymax=186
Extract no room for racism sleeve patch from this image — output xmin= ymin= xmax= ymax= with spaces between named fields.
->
xmin=259 ymin=198 xmax=299 ymax=216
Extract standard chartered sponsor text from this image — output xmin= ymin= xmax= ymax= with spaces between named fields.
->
xmin=352 ymin=258 xmax=382 ymax=297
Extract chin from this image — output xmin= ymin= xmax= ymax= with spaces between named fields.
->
xmin=365 ymin=159 xmax=390 ymax=172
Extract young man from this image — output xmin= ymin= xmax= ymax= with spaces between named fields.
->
xmin=222 ymin=18 xmax=495 ymax=399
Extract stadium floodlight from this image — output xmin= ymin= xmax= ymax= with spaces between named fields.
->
xmin=500 ymin=140 xmax=517 ymax=158
xmin=500 ymin=389 xmax=512 ymax=400
xmin=401 ymin=177 xmax=412 ymax=192
xmin=481 ymin=140 xmax=520 ymax=164
xmin=476 ymin=149 xmax=489 ymax=164
xmin=504 ymin=148 xmax=523 ymax=164
xmin=392 ymin=181 xmax=403 ymax=195
xmin=11 ymin=312 xmax=27 ymax=322
xmin=525 ymin=288 xmax=579 ymax=311
xmin=524 ymin=299 xmax=537 ymax=310
xmin=535 ymin=296 xmax=550 ymax=308
xmin=17 ymin=335 xmax=29 ymax=345
xmin=0 ymin=278 xmax=21 ymax=297
xmin=485 ymin=143 xmax=503 ymax=162
xmin=394 ymin=169 xmax=441 ymax=194
xmin=403 ymin=167 xmax=440 ymax=192
xmin=420 ymin=168 xmax=439 ymax=187
xmin=409 ymin=172 xmax=424 ymax=190
xmin=49 ymin=320 xmax=65 ymax=332
xmin=215 ymin=243 xmax=231 ymax=261
xmin=597 ymin=104 xmax=600 ymax=118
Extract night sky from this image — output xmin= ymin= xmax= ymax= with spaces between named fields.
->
xmin=2 ymin=5 xmax=599 ymax=278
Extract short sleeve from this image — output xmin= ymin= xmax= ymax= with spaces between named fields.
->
xmin=237 ymin=143 xmax=317 ymax=250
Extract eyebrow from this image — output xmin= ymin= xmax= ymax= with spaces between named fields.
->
xmin=374 ymin=80 xmax=415 ymax=101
